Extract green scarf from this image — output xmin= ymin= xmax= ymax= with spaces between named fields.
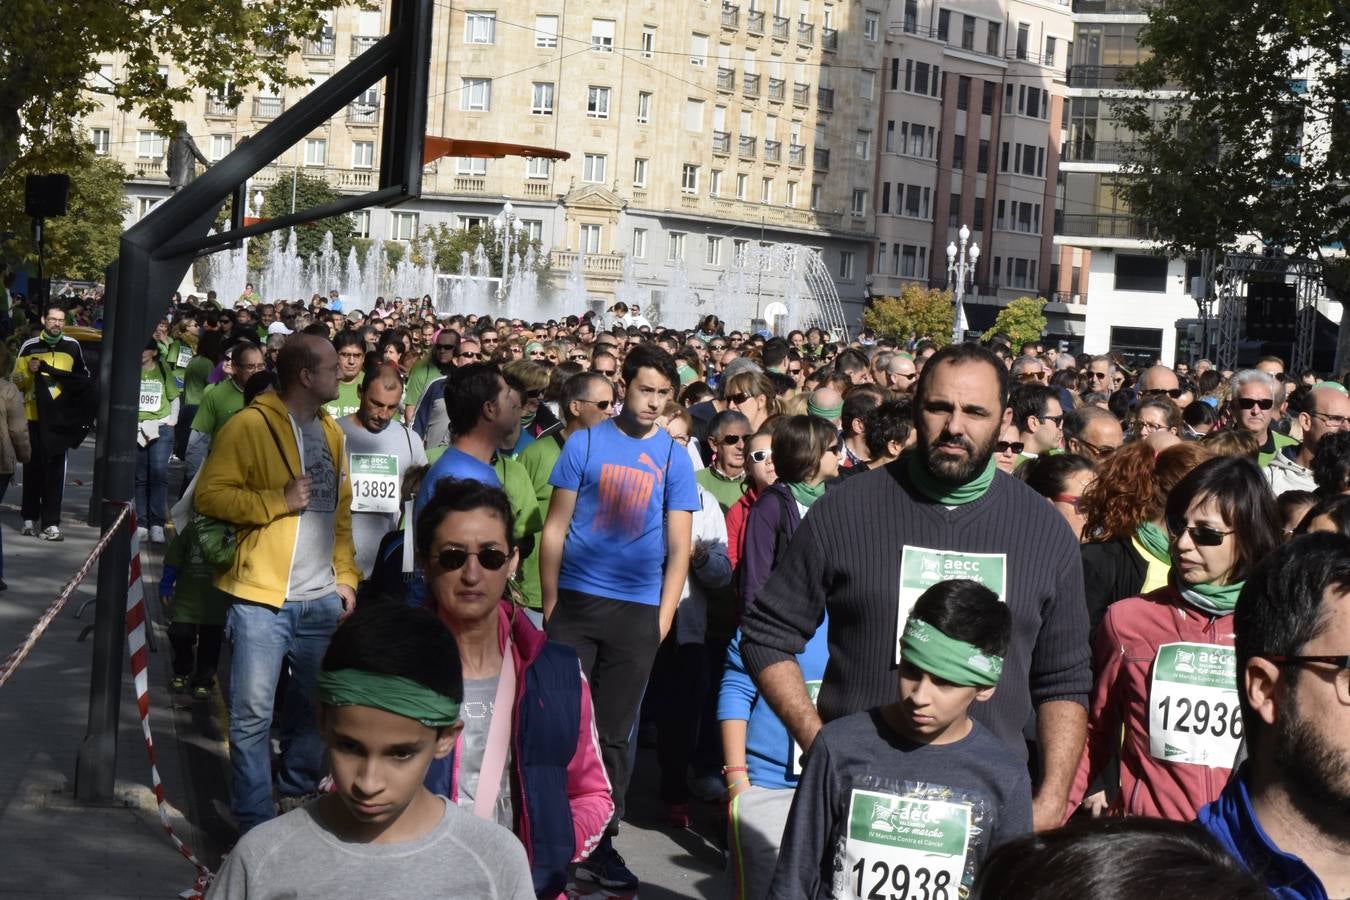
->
xmin=1135 ymin=522 xmax=1172 ymax=565
xmin=906 ymin=452 xmax=996 ymax=506
xmin=1176 ymin=578 xmax=1244 ymax=616
xmin=520 ymin=412 xmax=536 ymax=429
xmin=316 ymin=669 xmax=461 ymax=727
xmin=39 ymin=330 xmax=61 ymax=348
xmin=900 ymin=616 xmax=1004 ymax=686
xmin=786 ymin=481 xmax=826 ymax=509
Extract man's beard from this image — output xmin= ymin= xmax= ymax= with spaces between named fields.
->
xmin=1275 ymin=695 xmax=1350 ymax=820
xmin=916 ymin=420 xmax=997 ymax=483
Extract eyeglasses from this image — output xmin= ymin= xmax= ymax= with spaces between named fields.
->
xmin=457 ymin=352 xmax=481 ymax=360
xmin=1041 ymin=414 xmax=1065 ymax=427
xmin=1264 ymin=655 xmax=1350 ymax=704
xmin=1166 ymin=516 xmax=1234 ymax=546
xmin=1088 ymin=371 xmax=1110 ymax=380
xmin=995 ymin=441 xmax=1025 ymax=454
xmin=1052 ymin=493 xmax=1082 ymax=512
xmin=578 ymin=398 xmax=612 ymax=410
xmin=710 ymin=344 xmax=727 ymax=351
xmin=749 ymin=448 xmax=772 ymax=463
xmin=1017 ymin=372 xmax=1047 ymax=383
xmin=1142 ymin=388 xmax=1186 ymax=400
xmin=727 ymin=392 xmax=754 ymax=405
xmin=1311 ymin=410 xmax=1350 ymax=429
xmin=1237 ymin=397 xmax=1275 ymax=411
xmin=1076 ymin=439 xmax=1117 ymax=458
xmin=595 ymin=368 xmax=617 ymax=378
xmin=524 ymin=388 xmax=543 ymax=400
xmin=789 ymin=367 xmax=803 ymax=375
xmin=720 ymin=434 xmax=748 ymax=445
xmin=891 ymin=371 xmax=917 ymax=381
xmin=569 ymin=353 xmax=589 ymax=361
xmin=435 ymin=344 xmax=457 ymax=352
xmin=435 ymin=546 xmax=510 ymax=571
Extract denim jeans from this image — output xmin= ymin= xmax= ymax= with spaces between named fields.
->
xmin=225 ymin=593 xmax=342 ymax=832
xmin=134 ymin=424 xmax=174 ymax=528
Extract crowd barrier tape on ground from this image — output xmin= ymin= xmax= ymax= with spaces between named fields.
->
xmin=123 ymin=519 xmax=215 ymax=898
xmin=0 ymin=504 xmax=132 ymax=690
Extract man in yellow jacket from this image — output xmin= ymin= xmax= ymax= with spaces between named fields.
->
xmin=196 ymin=333 xmax=360 ymax=833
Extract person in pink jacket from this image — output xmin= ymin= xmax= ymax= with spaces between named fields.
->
xmin=417 ymin=478 xmax=613 ymax=899
xmin=1066 ymin=456 xmax=1281 ymax=822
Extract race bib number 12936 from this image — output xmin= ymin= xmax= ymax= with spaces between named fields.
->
xmin=1148 ymin=641 xmax=1242 ymax=768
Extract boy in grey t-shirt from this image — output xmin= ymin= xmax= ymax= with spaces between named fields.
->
xmin=208 ymin=604 xmax=532 ymax=900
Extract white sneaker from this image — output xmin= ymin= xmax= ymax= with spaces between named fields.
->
xmin=21 ymin=520 xmax=35 ymax=536
xmin=40 ymin=526 xmax=63 ymax=542
xmin=149 ymin=526 xmax=166 ymax=544
xmin=135 ymin=526 xmax=148 ymax=543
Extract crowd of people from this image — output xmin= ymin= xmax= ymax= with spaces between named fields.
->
xmin=6 ymin=277 xmax=1350 ymax=899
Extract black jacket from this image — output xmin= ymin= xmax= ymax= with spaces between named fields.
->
xmin=1080 ymin=537 xmax=1147 ymax=637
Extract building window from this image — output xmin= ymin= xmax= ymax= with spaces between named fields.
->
xmin=977 ymin=139 xmax=989 ymax=173
xmin=136 ymin=130 xmax=165 ymax=159
xmin=591 ymin=19 xmax=615 ymax=52
xmin=855 ymin=130 xmax=871 ymax=160
xmin=456 ymin=157 xmax=487 ymax=176
xmin=684 ymin=98 xmax=705 ymax=132
xmin=761 ymin=177 xmax=772 ymax=203
xmin=464 ymin=11 xmax=496 ymax=44
xmin=936 ymin=9 xmax=950 ymax=41
xmin=531 ymin=82 xmax=554 ymax=115
xmin=668 ymin=231 xmax=686 ymax=261
xmin=521 ymin=219 xmax=543 ymax=243
xmin=1045 ymin=36 xmax=1057 ymax=66
xmin=957 ymin=76 xmax=970 ymax=111
xmin=839 ymin=251 xmax=855 ymax=280
xmin=859 ymin=70 xmax=875 ymax=101
xmin=351 ymin=140 xmax=374 ymax=169
xmin=986 ymin=21 xmax=1002 ymax=56
xmin=690 ymin=32 xmax=708 ymax=66
xmin=1114 ymin=254 xmax=1169 ymax=292
xmin=1016 ymin=22 xmax=1030 ymax=60
xmin=710 ymin=169 xmax=723 ymax=196
xmin=633 ymin=229 xmax=648 ymax=258
xmin=526 ymin=156 xmax=552 ymax=179
xmin=786 ymin=181 xmax=798 ymax=207
xmin=390 ymin=211 xmax=418 ymax=241
xmin=962 ymin=14 xmax=976 ymax=50
xmin=810 ymin=184 xmax=822 ymax=210
xmin=952 ymin=134 xmax=965 ymax=169
xmin=736 ymin=173 xmax=749 ymax=200
xmin=732 ymin=238 xmax=749 ymax=263
xmin=460 ymin=77 xmax=491 ymax=111
xmin=682 ymin=164 xmax=700 ymax=193
xmin=581 ymin=223 xmax=602 ymax=253
xmin=353 ymin=209 xmax=371 ymax=238
xmin=534 ymin=15 xmax=559 ymax=48
xmin=973 ymin=196 xmax=985 ymax=229
xmin=633 ymin=158 xmax=649 ymax=187
xmin=587 ymin=85 xmax=611 ymax=118
xmin=459 ymin=215 xmax=488 ymax=231
xmin=706 ymin=235 xmax=723 ymax=266
xmin=982 ymin=81 xmax=995 ymax=115
xmin=636 ymin=91 xmax=652 ymax=123
xmin=304 ymin=138 xmax=327 ymax=167
xmin=91 ymin=128 xmax=110 ymax=156
xmin=949 ymin=193 xmax=961 ymax=227
xmin=642 ymin=26 xmax=657 ymax=58
xmin=881 ymin=182 xmax=891 ymax=214
xmin=851 ymin=189 xmax=868 ymax=217
xmin=864 ymin=11 xmax=879 ymax=41
xmin=583 ymin=153 xmax=607 ymax=183
xmin=137 ymin=197 xmax=160 ymax=219
xmin=209 ymin=133 xmax=233 ymax=161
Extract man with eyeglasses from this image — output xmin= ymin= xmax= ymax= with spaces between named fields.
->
xmin=1011 ymin=384 xmax=1064 ymax=467
xmin=323 ymin=332 xmax=368 ymax=421
xmin=184 ymin=340 xmax=266 ymax=483
xmin=1063 ymin=406 xmax=1123 ymax=463
xmin=1083 ymin=356 xmax=1117 ymax=397
xmin=697 ymin=410 xmax=753 ymax=512
xmin=1267 ymin=383 xmax=1350 ymax=495
xmin=478 ymin=327 xmax=501 ymax=357
xmin=1199 ymin=533 xmax=1350 ymax=899
xmin=884 ymin=354 xmax=918 ymax=395
xmin=1232 ymin=368 xmax=1298 ymax=468
xmin=402 ymin=330 xmax=459 ymax=423
xmin=1135 ymin=364 xmax=1180 ymax=398
xmin=591 ymin=351 xmax=620 ymax=385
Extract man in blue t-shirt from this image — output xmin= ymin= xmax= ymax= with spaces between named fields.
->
xmin=413 ymin=364 xmax=515 ymax=514
xmin=541 ymin=343 xmax=698 ymax=891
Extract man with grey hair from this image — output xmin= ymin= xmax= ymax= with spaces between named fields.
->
xmin=697 ymin=409 xmax=753 ymax=512
xmin=869 ymin=350 xmax=895 ymax=386
xmin=1232 ymin=368 xmax=1297 ymax=468
xmin=1267 ymin=382 xmax=1350 ymax=495
xmin=1063 ymin=405 xmax=1124 ymax=464
xmin=1084 ymin=355 xmax=1117 ymax=397
xmin=1011 ymin=355 xmax=1048 ymax=385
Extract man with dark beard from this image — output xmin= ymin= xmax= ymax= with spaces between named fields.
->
xmin=740 ymin=343 xmax=1091 ymax=830
xmin=1200 ymin=534 xmax=1350 ymax=898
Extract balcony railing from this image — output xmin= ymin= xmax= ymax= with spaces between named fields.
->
xmin=347 ymin=104 xmax=379 ymax=125
xmin=768 ymin=77 xmax=786 ymax=101
xmin=797 ymin=21 xmax=814 ymax=44
xmin=817 ymin=87 xmax=834 ymax=111
xmin=717 ymin=67 xmax=736 ymax=91
xmin=712 ymin=131 xmax=731 ymax=154
xmin=788 ymin=143 xmax=806 ymax=166
xmin=1061 ymin=139 xmax=1136 ymax=164
xmin=453 ymin=176 xmax=486 ymax=193
xmin=523 ymin=182 xmax=552 ymax=199
xmin=739 ymin=135 xmax=758 ymax=159
xmin=1067 ymin=64 xmax=1141 ymax=89
xmin=743 ymin=72 xmax=761 ymax=97
xmin=764 ymin=139 xmax=782 ymax=163
xmin=303 ymin=33 xmax=336 ymax=56
xmin=351 ymin=35 xmax=380 ymax=55
xmin=205 ymin=97 xmax=235 ymax=117
xmin=253 ymin=96 xmax=284 ymax=119
xmin=550 ymin=251 xmax=625 ymax=275
xmin=814 ymin=146 xmax=830 ymax=169
xmin=721 ymin=5 xmax=740 ymax=28
xmin=1058 ymin=213 xmax=1151 ymax=239
xmin=772 ymin=15 xmax=790 ymax=39
xmin=822 ymin=27 xmax=838 ymax=51
xmin=747 ymin=10 xmax=765 ymax=34
xmin=793 ymin=82 xmax=810 ymax=106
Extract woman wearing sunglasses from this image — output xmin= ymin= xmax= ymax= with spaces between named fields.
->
xmin=418 ymin=478 xmax=614 ymax=899
xmin=725 ymin=425 xmax=779 ymax=575
xmin=1066 ymin=456 xmax=1281 ymax=823
xmin=720 ymin=371 xmax=781 ymax=432
xmin=994 ymin=421 xmax=1024 ymax=475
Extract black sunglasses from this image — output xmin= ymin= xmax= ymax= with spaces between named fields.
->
xmin=457 ymin=351 xmax=481 ymax=360
xmin=579 ymin=398 xmax=612 ymax=410
xmin=727 ymin=391 xmax=753 ymax=404
xmin=436 ymin=546 xmax=510 ymax=571
xmin=995 ymin=441 xmax=1025 ymax=454
xmin=720 ymin=434 xmax=749 ymax=445
xmin=1142 ymin=388 xmax=1186 ymax=400
xmin=1166 ymin=516 xmax=1234 ymax=546
xmin=1237 ymin=397 xmax=1274 ymax=411
xmin=595 ymin=368 xmax=617 ymax=377
xmin=435 ymin=343 xmax=457 ymax=352
xmin=569 ymin=353 xmax=589 ymax=361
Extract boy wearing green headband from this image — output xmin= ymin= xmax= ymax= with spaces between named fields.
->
xmin=208 ymin=603 xmax=533 ymax=900
xmin=769 ymin=580 xmax=1032 ymax=899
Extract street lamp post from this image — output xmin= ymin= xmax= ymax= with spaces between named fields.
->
xmin=494 ymin=200 xmax=522 ymax=301
xmin=946 ymin=223 xmax=981 ymax=344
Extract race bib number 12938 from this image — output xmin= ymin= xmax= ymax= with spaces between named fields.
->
xmin=837 ymin=790 xmax=971 ymax=900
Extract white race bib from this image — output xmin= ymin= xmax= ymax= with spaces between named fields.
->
xmin=896 ymin=547 xmax=1007 ymax=664
xmin=138 ymin=380 xmax=164 ymax=414
xmin=175 ymin=345 xmax=193 ymax=369
xmin=1148 ymin=642 xmax=1242 ymax=767
xmin=837 ymin=790 xmax=970 ymax=900
xmin=789 ymin=680 xmax=823 ymax=778
xmin=350 ymin=453 xmax=401 ymax=515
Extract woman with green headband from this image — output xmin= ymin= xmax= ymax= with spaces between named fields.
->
xmin=1066 ymin=456 xmax=1281 ymax=824
xmin=210 ymin=602 xmax=536 ymax=899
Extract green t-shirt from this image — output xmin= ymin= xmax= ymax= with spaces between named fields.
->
xmin=697 ymin=466 xmax=747 ymax=512
xmin=191 ymin=380 xmax=246 ymax=437
xmin=137 ymin=364 xmax=179 ymax=422
xmin=166 ymin=340 xmax=195 ymax=388
xmin=163 ymin=522 xmax=231 ymax=626
xmin=517 ymin=433 xmax=566 ymax=609
xmin=323 ymin=379 xmax=362 ymax=421
xmin=494 ymin=453 xmax=545 ymax=609
xmin=404 ymin=357 xmax=441 ymax=412
xmin=182 ymin=355 xmax=214 ymax=407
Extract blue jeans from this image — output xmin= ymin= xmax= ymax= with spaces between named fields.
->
xmin=134 ymin=424 xmax=174 ymax=528
xmin=225 ymin=593 xmax=342 ymax=832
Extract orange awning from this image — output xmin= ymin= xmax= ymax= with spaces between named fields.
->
xmin=423 ymin=137 xmax=570 ymax=164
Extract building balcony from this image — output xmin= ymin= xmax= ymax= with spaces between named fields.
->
xmin=739 ymin=135 xmax=758 ymax=159
xmin=743 ymin=73 xmax=761 ymax=97
xmin=681 ymin=194 xmax=700 ymax=209
xmin=550 ymin=251 xmax=626 ymax=276
xmin=1068 ymin=64 xmax=1143 ymax=90
xmin=1061 ymin=139 xmax=1136 ymax=164
xmin=712 ymin=131 xmax=731 ymax=155
xmin=797 ymin=22 xmax=814 ymax=45
xmin=453 ymin=176 xmax=487 ymax=193
xmin=768 ymin=77 xmax=786 ymax=102
xmin=788 ymin=144 xmax=806 ymax=166
xmin=721 ymin=5 xmax=739 ymax=29
xmin=347 ymin=104 xmax=379 ymax=125
xmin=814 ymin=146 xmax=830 ymax=169
xmin=131 ymin=159 xmax=167 ymax=181
xmin=711 ymin=196 xmax=843 ymax=230
xmin=717 ymin=67 xmax=736 ymax=92
xmin=1058 ymin=213 xmax=1151 ymax=240
xmin=253 ymin=97 xmax=284 ymax=119
xmin=793 ymin=82 xmax=810 ymax=107
xmin=817 ymin=87 xmax=834 ymax=111
xmin=747 ymin=10 xmax=765 ymax=34
xmin=523 ymin=181 xmax=552 ymax=198
xmin=772 ymin=15 xmax=790 ymax=40
xmin=351 ymin=35 xmax=380 ymax=55
xmin=822 ymin=27 xmax=838 ymax=51
xmin=205 ymin=97 xmax=235 ymax=117
xmin=245 ymin=164 xmax=374 ymax=191
xmin=303 ymin=33 xmax=336 ymax=56
xmin=764 ymin=139 xmax=782 ymax=163
xmin=632 ymin=189 xmax=648 ymax=205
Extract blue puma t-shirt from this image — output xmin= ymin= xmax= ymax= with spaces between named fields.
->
xmin=550 ymin=419 xmax=700 ymax=604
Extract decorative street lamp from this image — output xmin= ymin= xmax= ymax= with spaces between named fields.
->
xmin=947 ymin=223 xmax=980 ymax=344
xmin=494 ymin=200 xmax=524 ymax=300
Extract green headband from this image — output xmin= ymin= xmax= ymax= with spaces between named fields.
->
xmin=808 ymin=399 xmax=843 ymax=420
xmin=900 ymin=617 xmax=1003 ymax=687
xmin=316 ymin=669 xmax=461 ymax=727
xmin=526 ymin=342 xmax=544 ymax=354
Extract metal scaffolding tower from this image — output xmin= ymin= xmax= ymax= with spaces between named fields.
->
xmin=1213 ymin=253 xmax=1323 ymax=373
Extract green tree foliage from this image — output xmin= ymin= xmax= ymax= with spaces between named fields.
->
xmin=982 ymin=297 xmax=1047 ymax=347
xmin=419 ymin=223 xmax=549 ymax=280
xmin=1115 ymin=0 xmax=1350 ymax=258
xmin=248 ymin=172 xmax=356 ymax=270
xmin=0 ymin=137 xmax=129 ymax=280
xmin=0 ymin=0 xmax=333 ymax=180
xmin=863 ymin=285 xmax=956 ymax=347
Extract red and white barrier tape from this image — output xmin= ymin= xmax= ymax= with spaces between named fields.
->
xmin=0 ymin=504 xmax=132 ymax=689
xmin=122 ymin=519 xmax=215 ymax=898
